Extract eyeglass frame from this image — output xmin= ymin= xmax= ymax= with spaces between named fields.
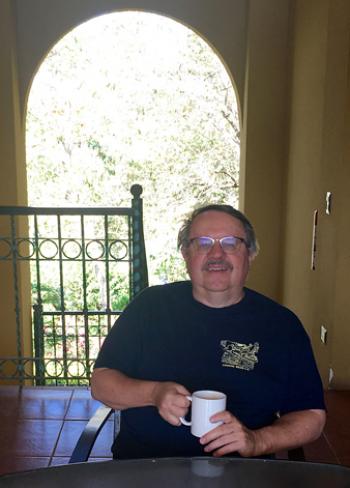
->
xmin=187 ymin=235 xmax=248 ymax=254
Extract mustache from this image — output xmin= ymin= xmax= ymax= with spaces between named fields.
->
xmin=202 ymin=259 xmax=233 ymax=271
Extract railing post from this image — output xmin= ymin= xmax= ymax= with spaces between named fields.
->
xmin=130 ymin=185 xmax=149 ymax=297
xmin=9 ymin=215 xmax=24 ymax=383
xmin=33 ymin=303 xmax=45 ymax=385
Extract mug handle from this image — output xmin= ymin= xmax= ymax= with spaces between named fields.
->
xmin=180 ymin=395 xmax=192 ymax=426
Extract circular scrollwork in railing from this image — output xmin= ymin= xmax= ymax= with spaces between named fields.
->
xmin=0 ymin=238 xmax=12 ymax=259
xmin=16 ymin=238 xmax=36 ymax=259
xmin=45 ymin=359 xmax=64 ymax=377
xmin=21 ymin=357 xmax=36 ymax=379
xmin=0 ymin=358 xmax=35 ymax=381
xmin=85 ymin=240 xmax=105 ymax=260
xmin=61 ymin=239 xmax=82 ymax=260
xmin=2 ymin=358 xmax=18 ymax=377
xmin=67 ymin=359 xmax=86 ymax=378
xmin=109 ymin=239 xmax=128 ymax=261
xmin=89 ymin=358 xmax=96 ymax=370
xmin=39 ymin=239 xmax=59 ymax=260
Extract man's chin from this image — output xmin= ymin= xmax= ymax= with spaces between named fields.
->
xmin=202 ymin=279 xmax=232 ymax=292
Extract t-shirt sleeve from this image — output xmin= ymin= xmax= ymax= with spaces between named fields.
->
xmin=93 ymin=290 xmax=147 ymax=377
xmin=279 ymin=317 xmax=326 ymax=414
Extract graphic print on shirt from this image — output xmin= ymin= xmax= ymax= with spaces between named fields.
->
xmin=220 ymin=340 xmax=259 ymax=371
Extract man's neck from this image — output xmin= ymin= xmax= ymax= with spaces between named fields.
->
xmin=192 ymin=287 xmax=245 ymax=308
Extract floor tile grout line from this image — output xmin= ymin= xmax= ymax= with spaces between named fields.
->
xmin=49 ymin=388 xmax=75 ymax=466
xmin=322 ymin=431 xmax=342 ymax=465
xmin=64 ymin=388 xmax=75 ymax=420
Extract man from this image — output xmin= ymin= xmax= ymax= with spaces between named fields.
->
xmin=91 ymin=204 xmax=326 ymax=459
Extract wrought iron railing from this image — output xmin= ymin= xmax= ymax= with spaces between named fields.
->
xmin=0 ymin=184 xmax=148 ymax=385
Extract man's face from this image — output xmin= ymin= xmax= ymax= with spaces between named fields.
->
xmin=181 ymin=210 xmax=253 ymax=306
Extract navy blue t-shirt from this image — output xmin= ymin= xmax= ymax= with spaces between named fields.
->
xmin=94 ymin=281 xmax=325 ymax=459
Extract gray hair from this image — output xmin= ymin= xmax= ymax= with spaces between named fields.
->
xmin=177 ymin=204 xmax=259 ymax=257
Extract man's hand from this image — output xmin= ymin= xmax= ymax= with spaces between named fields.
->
xmin=200 ymin=411 xmax=259 ymax=457
xmin=199 ymin=408 xmax=326 ymax=458
xmin=151 ymin=382 xmax=191 ymax=426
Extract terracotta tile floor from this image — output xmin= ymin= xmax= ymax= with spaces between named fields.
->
xmin=0 ymin=386 xmax=113 ymax=476
xmin=0 ymin=387 xmax=349 ymax=476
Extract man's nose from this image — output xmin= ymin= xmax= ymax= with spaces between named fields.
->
xmin=207 ymin=240 xmax=225 ymax=257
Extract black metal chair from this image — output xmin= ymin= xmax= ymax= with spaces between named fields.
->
xmin=69 ymin=404 xmax=116 ymax=463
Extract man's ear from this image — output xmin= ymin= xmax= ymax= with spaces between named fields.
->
xmin=181 ymin=246 xmax=189 ymax=260
xmin=248 ymin=252 xmax=257 ymax=265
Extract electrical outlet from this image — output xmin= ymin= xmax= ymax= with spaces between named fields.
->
xmin=320 ymin=325 xmax=327 ymax=344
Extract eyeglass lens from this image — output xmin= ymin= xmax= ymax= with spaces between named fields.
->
xmin=193 ymin=236 xmax=242 ymax=253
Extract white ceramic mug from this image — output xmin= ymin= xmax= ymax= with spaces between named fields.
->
xmin=180 ymin=390 xmax=227 ymax=437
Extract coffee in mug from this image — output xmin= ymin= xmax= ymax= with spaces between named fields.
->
xmin=180 ymin=390 xmax=227 ymax=437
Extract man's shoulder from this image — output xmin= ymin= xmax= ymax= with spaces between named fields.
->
xmin=136 ymin=280 xmax=191 ymax=301
xmin=244 ymin=289 xmax=308 ymax=341
xmin=127 ymin=281 xmax=192 ymax=316
xmin=245 ymin=287 xmax=300 ymax=321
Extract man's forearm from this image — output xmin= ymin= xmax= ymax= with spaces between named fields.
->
xmin=91 ymin=368 xmax=158 ymax=410
xmin=252 ymin=409 xmax=326 ymax=456
xmin=91 ymin=367 xmax=191 ymax=426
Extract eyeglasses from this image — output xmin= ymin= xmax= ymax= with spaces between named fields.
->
xmin=188 ymin=235 xmax=248 ymax=254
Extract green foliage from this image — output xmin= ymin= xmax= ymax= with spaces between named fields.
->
xmin=154 ymin=254 xmax=188 ymax=284
xmin=32 ymin=269 xmax=130 ymax=312
xmin=32 ymin=282 xmax=61 ymax=310
xmin=110 ymin=277 xmax=130 ymax=311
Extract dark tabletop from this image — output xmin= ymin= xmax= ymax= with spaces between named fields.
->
xmin=1 ymin=457 xmax=350 ymax=488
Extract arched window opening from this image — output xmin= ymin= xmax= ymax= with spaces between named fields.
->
xmin=26 ymin=11 xmax=240 ymax=285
